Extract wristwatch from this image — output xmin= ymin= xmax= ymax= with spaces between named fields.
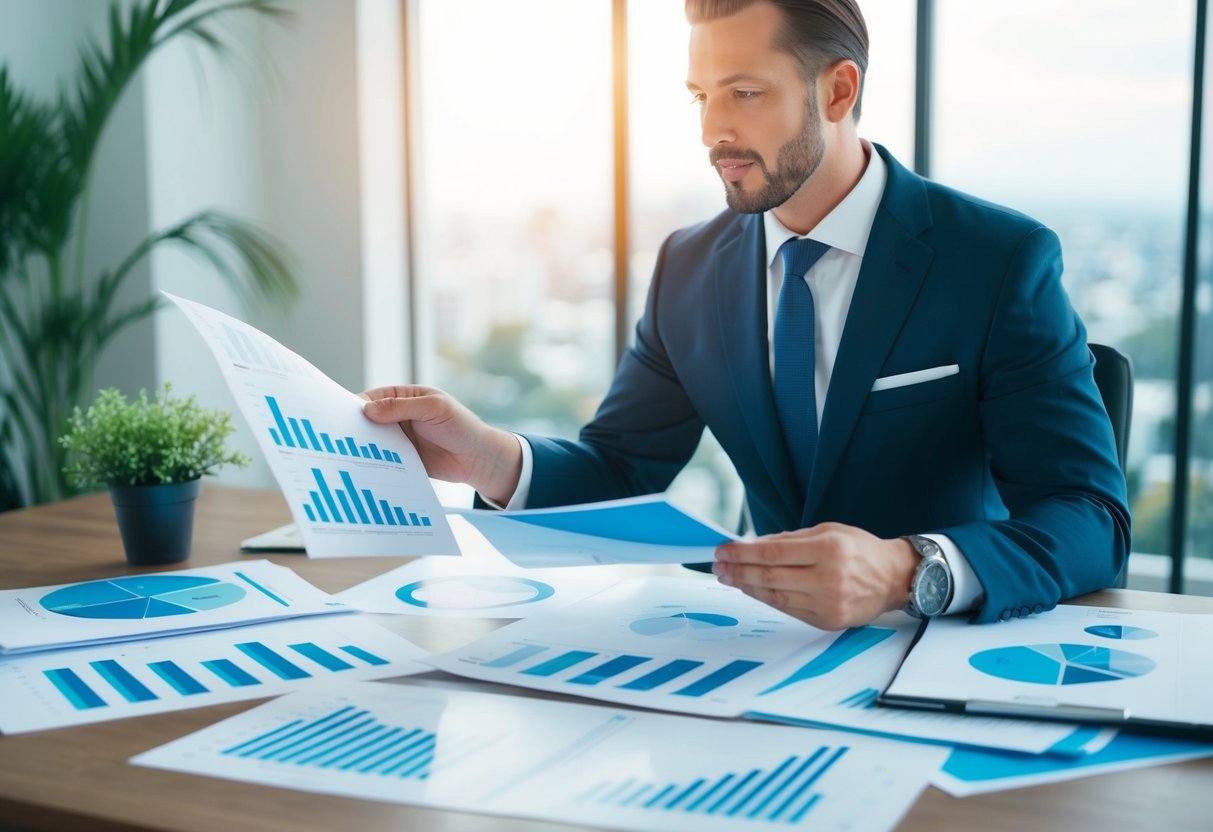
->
xmin=903 ymin=535 xmax=954 ymax=619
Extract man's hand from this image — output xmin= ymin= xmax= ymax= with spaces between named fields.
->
xmin=712 ymin=523 xmax=919 ymax=630
xmin=360 ymin=385 xmax=522 ymax=506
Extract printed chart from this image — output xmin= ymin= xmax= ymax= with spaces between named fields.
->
xmin=0 ymin=560 xmax=343 ymax=655
xmin=968 ymin=644 xmax=1156 ymax=685
xmin=165 ymin=292 xmax=457 ymax=558
xmin=134 ymin=680 xmax=945 ymax=832
xmin=0 ymin=618 xmax=429 ymax=733
xmin=426 ymin=576 xmax=830 ymax=716
xmin=745 ymin=613 xmax=1081 ymax=755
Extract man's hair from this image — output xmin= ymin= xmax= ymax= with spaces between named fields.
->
xmin=686 ymin=0 xmax=869 ymax=120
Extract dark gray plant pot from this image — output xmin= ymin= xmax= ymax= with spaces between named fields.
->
xmin=109 ymin=479 xmax=202 ymax=565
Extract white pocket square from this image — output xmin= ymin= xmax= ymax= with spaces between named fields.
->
xmin=871 ymin=364 xmax=960 ymax=392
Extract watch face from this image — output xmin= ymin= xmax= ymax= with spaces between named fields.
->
xmin=914 ymin=559 xmax=951 ymax=617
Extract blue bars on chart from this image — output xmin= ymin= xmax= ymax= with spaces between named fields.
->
xmin=304 ymin=467 xmax=433 ymax=529
xmin=220 ymin=706 xmax=439 ymax=779
xmin=577 ymin=747 xmax=849 ymax=824
xmin=39 ymin=640 xmax=391 ymax=712
xmin=265 ymin=396 xmax=403 ymax=464
xmin=483 ymin=647 xmax=764 ymax=698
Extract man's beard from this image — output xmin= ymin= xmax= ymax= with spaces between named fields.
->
xmin=711 ymin=105 xmax=824 ymax=214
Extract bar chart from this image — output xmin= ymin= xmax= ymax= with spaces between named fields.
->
xmin=134 ymin=680 xmax=944 ymax=832
xmin=576 ymin=747 xmax=849 ymax=824
xmin=265 ymin=396 xmax=404 ymax=464
xmin=303 ymin=467 xmax=433 ymax=528
xmin=0 ymin=618 xmax=428 ymax=733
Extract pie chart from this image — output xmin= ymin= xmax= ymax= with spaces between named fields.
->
xmin=395 ymin=576 xmax=556 ymax=609
xmin=1084 ymin=624 xmax=1158 ymax=640
xmin=630 ymin=612 xmax=740 ymax=639
xmin=969 ymin=643 xmax=1155 ymax=685
xmin=41 ymin=576 xmax=247 ymax=620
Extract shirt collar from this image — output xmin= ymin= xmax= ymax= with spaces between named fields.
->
xmin=763 ymin=139 xmax=888 ymax=269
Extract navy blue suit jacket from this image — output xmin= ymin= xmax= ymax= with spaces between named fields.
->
xmin=521 ymin=145 xmax=1130 ymax=623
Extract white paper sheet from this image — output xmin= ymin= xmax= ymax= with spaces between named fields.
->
xmin=0 ymin=560 xmax=344 ymax=655
xmin=333 ymin=516 xmax=619 ymax=618
xmin=165 ymin=292 xmax=458 ymax=558
xmin=744 ymin=612 xmax=1084 ymax=755
xmin=0 ymin=617 xmax=429 ymax=733
xmin=425 ymin=575 xmax=830 ymax=717
xmin=452 ymin=493 xmax=737 ymax=567
xmin=883 ymin=605 xmax=1213 ymax=734
xmin=134 ymin=680 xmax=945 ymax=832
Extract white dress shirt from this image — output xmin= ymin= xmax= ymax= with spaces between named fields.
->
xmin=501 ymin=140 xmax=984 ymax=615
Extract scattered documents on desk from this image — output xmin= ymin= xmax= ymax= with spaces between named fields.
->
xmin=0 ymin=560 xmax=344 ymax=655
xmin=426 ymin=576 xmax=828 ymax=717
xmin=0 ymin=617 xmax=428 ymax=734
xmin=134 ymin=680 xmax=944 ymax=832
xmin=452 ymin=493 xmax=736 ymax=567
xmin=880 ymin=605 xmax=1213 ymax=738
xmin=744 ymin=612 xmax=1087 ymax=755
xmin=932 ymin=730 xmax=1213 ymax=796
xmin=165 ymin=292 xmax=458 ymax=558
xmin=334 ymin=516 xmax=619 ymax=618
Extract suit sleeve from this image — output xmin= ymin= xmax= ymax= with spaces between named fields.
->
xmin=940 ymin=227 xmax=1131 ymax=622
xmin=521 ymin=235 xmax=705 ymax=508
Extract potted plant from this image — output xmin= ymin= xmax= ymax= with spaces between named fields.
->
xmin=0 ymin=0 xmax=296 ymax=512
xmin=60 ymin=383 xmax=250 ymax=564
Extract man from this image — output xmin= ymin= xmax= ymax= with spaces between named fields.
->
xmin=363 ymin=0 xmax=1130 ymax=629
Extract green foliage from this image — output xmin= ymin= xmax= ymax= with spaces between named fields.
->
xmin=0 ymin=0 xmax=297 ymax=510
xmin=60 ymin=384 xmax=250 ymax=489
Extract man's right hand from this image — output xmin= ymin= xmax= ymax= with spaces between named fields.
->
xmin=360 ymin=385 xmax=523 ymax=506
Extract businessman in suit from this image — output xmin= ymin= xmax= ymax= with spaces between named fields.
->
xmin=363 ymin=0 xmax=1130 ymax=629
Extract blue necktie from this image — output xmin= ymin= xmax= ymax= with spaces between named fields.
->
xmin=775 ymin=237 xmax=830 ymax=494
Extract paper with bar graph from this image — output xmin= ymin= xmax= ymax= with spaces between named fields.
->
xmin=0 ymin=560 xmax=345 ymax=655
xmin=425 ymin=576 xmax=832 ymax=717
xmin=0 ymin=617 xmax=429 ymax=734
xmin=743 ymin=612 xmax=1086 ymax=755
xmin=165 ymin=292 xmax=458 ymax=557
xmin=134 ymin=680 xmax=943 ymax=832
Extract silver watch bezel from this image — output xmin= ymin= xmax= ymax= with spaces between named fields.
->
xmin=904 ymin=535 xmax=954 ymax=619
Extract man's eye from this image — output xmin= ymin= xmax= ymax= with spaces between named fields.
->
xmin=689 ymin=92 xmax=706 ymax=105
xmin=734 ymin=89 xmax=761 ymax=99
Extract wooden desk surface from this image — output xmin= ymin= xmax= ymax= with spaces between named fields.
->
xmin=1 ymin=485 xmax=1211 ymax=832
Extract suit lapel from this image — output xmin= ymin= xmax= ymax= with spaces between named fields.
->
xmin=803 ymin=150 xmax=936 ymax=524
xmin=714 ymin=215 xmax=803 ymax=525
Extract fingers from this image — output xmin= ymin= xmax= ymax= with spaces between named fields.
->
xmin=360 ymin=386 xmax=447 ymax=424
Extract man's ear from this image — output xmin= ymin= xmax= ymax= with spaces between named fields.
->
xmin=820 ymin=59 xmax=861 ymax=123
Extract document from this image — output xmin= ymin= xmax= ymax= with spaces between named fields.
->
xmin=134 ymin=679 xmax=945 ymax=832
xmin=165 ymin=292 xmax=458 ymax=558
xmin=0 ymin=616 xmax=428 ymax=734
xmin=0 ymin=560 xmax=344 ymax=655
xmin=880 ymin=604 xmax=1213 ymax=738
xmin=426 ymin=575 xmax=830 ymax=717
xmin=452 ymin=494 xmax=737 ymax=567
xmin=333 ymin=515 xmax=619 ymax=619
xmin=744 ymin=612 xmax=1086 ymax=755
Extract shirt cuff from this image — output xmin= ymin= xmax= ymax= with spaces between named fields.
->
xmin=477 ymin=433 xmax=533 ymax=510
xmin=921 ymin=533 xmax=985 ymax=615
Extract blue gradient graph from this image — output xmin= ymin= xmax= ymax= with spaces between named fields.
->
xmin=630 ymin=612 xmax=740 ymax=638
xmin=760 ymin=626 xmax=896 ymax=695
xmin=969 ymin=643 xmax=1156 ymax=685
xmin=304 ymin=468 xmax=432 ymax=528
xmin=1084 ymin=625 xmax=1158 ymax=640
xmin=395 ymin=576 xmax=556 ymax=610
xmin=40 ymin=576 xmax=247 ymax=620
xmin=577 ymin=746 xmax=849 ymax=824
xmin=265 ymin=396 xmax=403 ymax=464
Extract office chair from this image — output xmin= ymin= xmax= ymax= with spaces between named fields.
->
xmin=1088 ymin=343 xmax=1134 ymax=588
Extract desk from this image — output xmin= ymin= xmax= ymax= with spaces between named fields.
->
xmin=1 ymin=486 xmax=1211 ymax=831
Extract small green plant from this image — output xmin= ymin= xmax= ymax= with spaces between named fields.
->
xmin=60 ymin=384 xmax=250 ymax=489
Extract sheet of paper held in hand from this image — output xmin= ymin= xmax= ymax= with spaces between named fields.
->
xmin=165 ymin=292 xmax=458 ymax=558
xmin=451 ymin=494 xmax=738 ymax=567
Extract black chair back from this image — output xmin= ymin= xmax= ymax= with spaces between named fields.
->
xmin=1089 ymin=343 xmax=1133 ymax=474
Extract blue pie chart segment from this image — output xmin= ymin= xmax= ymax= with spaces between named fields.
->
xmin=41 ymin=576 xmax=246 ymax=620
xmin=630 ymin=612 xmax=740 ymax=638
xmin=395 ymin=576 xmax=556 ymax=609
xmin=1084 ymin=625 xmax=1158 ymax=640
xmin=969 ymin=643 xmax=1155 ymax=685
